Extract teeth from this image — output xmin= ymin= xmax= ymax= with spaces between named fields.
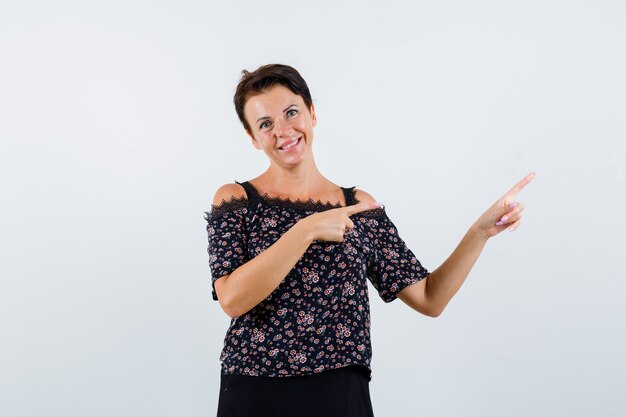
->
xmin=281 ymin=138 xmax=299 ymax=150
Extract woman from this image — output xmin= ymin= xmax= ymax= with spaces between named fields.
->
xmin=204 ymin=63 xmax=535 ymax=417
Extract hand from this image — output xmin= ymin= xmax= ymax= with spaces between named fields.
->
xmin=300 ymin=201 xmax=383 ymax=243
xmin=472 ymin=172 xmax=536 ymax=240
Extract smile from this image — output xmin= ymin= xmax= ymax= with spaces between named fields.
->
xmin=279 ymin=136 xmax=302 ymax=152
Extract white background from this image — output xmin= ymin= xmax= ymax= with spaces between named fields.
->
xmin=1 ymin=1 xmax=625 ymax=416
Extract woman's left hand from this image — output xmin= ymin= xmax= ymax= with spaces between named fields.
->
xmin=472 ymin=172 xmax=536 ymax=240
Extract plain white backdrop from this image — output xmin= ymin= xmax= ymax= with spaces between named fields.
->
xmin=1 ymin=1 xmax=625 ymax=416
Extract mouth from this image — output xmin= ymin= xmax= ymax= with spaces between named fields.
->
xmin=279 ymin=136 xmax=302 ymax=152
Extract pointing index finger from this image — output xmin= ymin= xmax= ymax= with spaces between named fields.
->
xmin=344 ymin=201 xmax=384 ymax=216
xmin=505 ymin=171 xmax=536 ymax=198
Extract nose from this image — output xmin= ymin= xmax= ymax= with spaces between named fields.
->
xmin=273 ymin=118 xmax=292 ymax=137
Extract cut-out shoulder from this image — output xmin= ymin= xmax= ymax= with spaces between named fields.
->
xmin=353 ymin=188 xmax=377 ymax=205
xmin=212 ymin=183 xmax=247 ymax=206
xmin=352 ymin=188 xmax=387 ymax=218
xmin=205 ymin=183 xmax=249 ymax=220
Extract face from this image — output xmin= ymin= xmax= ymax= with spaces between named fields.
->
xmin=243 ymin=84 xmax=317 ymax=166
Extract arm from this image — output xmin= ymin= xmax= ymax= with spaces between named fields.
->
xmin=216 ymin=222 xmax=313 ymax=318
xmin=211 ymin=184 xmax=314 ymax=319
xmin=397 ymin=226 xmax=487 ymax=317
xmin=397 ymin=172 xmax=535 ymax=317
xmin=354 ymin=188 xmax=463 ymax=317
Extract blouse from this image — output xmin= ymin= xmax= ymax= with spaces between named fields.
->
xmin=204 ymin=180 xmax=430 ymax=381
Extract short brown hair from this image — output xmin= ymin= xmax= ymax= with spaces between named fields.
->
xmin=233 ymin=64 xmax=313 ymax=133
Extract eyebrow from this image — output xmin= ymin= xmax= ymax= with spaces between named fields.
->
xmin=256 ymin=105 xmax=298 ymax=123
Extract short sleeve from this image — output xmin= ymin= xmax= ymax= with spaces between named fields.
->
xmin=204 ymin=199 xmax=249 ymax=301
xmin=365 ymin=209 xmax=430 ymax=303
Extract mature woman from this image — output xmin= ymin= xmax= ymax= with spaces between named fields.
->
xmin=205 ymin=63 xmax=535 ymax=417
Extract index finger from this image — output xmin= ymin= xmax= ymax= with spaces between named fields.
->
xmin=505 ymin=171 xmax=536 ymax=198
xmin=343 ymin=201 xmax=384 ymax=216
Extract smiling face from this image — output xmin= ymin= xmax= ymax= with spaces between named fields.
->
xmin=243 ymin=84 xmax=317 ymax=166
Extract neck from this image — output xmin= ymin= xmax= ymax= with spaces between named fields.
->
xmin=262 ymin=155 xmax=330 ymax=195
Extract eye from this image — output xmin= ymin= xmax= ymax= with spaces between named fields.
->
xmin=287 ymin=109 xmax=298 ymax=117
xmin=259 ymin=121 xmax=271 ymax=129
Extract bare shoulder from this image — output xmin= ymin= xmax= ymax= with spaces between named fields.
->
xmin=212 ymin=182 xmax=247 ymax=206
xmin=353 ymin=188 xmax=377 ymax=205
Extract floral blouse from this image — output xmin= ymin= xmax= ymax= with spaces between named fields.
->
xmin=204 ymin=180 xmax=430 ymax=381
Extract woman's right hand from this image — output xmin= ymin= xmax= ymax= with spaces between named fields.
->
xmin=299 ymin=201 xmax=383 ymax=243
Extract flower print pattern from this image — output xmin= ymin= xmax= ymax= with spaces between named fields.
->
xmin=364 ymin=213 xmax=431 ymax=303
xmin=204 ymin=180 xmax=430 ymax=381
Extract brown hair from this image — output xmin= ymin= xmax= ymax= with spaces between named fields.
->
xmin=233 ymin=64 xmax=313 ymax=134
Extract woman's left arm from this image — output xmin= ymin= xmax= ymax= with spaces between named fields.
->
xmin=398 ymin=172 xmax=536 ymax=317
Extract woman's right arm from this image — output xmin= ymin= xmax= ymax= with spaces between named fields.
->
xmin=216 ymin=220 xmax=313 ymax=318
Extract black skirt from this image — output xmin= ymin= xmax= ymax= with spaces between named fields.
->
xmin=216 ymin=365 xmax=375 ymax=417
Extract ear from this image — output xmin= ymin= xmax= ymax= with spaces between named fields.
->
xmin=310 ymin=103 xmax=317 ymax=127
xmin=246 ymin=130 xmax=261 ymax=149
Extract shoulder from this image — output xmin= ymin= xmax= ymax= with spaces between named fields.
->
xmin=212 ymin=182 xmax=247 ymax=206
xmin=353 ymin=188 xmax=377 ymax=205
xmin=352 ymin=188 xmax=387 ymax=219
